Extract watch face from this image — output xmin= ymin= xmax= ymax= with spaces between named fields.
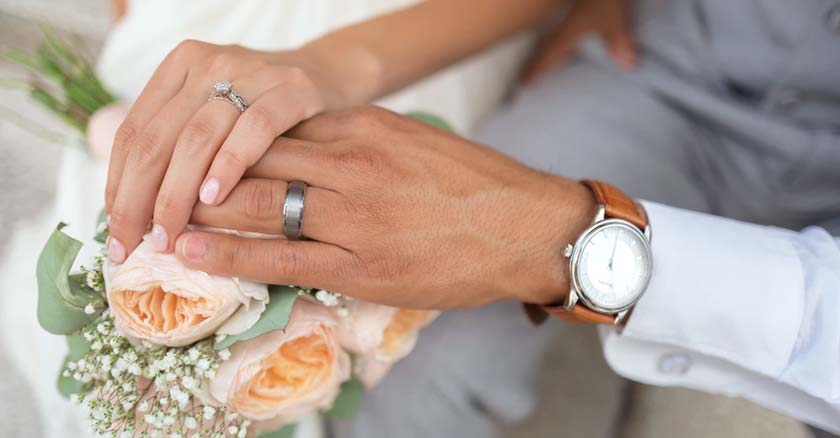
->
xmin=573 ymin=220 xmax=652 ymax=312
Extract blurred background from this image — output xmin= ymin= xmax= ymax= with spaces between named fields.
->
xmin=0 ymin=1 xmax=826 ymax=437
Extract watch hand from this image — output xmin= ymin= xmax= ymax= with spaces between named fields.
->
xmin=609 ymin=234 xmax=619 ymax=288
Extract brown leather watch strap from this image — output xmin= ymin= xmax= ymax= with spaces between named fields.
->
xmin=524 ymin=302 xmax=616 ymax=325
xmin=525 ymin=179 xmax=647 ymax=326
xmin=582 ymin=179 xmax=648 ymax=230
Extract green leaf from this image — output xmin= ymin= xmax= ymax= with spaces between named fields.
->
xmin=326 ymin=379 xmax=364 ymax=418
xmin=214 ymin=285 xmax=299 ymax=350
xmin=94 ymin=208 xmax=108 ymax=244
xmin=405 ymin=111 xmax=453 ymax=132
xmin=258 ymin=423 xmax=297 ymax=438
xmin=3 ymin=48 xmax=41 ymax=70
xmin=57 ymin=333 xmax=92 ymax=398
xmin=37 ymin=223 xmax=102 ymax=334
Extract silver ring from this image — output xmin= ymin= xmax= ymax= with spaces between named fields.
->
xmin=283 ymin=181 xmax=307 ymax=240
xmin=209 ymin=80 xmax=249 ymax=112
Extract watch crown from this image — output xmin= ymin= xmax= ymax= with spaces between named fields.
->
xmin=564 ymin=244 xmax=574 ymax=258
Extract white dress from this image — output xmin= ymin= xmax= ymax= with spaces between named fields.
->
xmin=0 ymin=1 xmax=530 ymax=437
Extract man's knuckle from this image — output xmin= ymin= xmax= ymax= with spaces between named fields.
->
xmin=334 ymin=147 xmax=382 ymax=175
xmin=238 ymin=180 xmax=279 ymax=220
xmin=273 ymin=244 xmax=305 ymax=279
xmin=364 ymin=254 xmax=398 ymax=281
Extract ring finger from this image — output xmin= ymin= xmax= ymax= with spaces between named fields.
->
xmin=150 ymin=78 xmax=272 ymax=252
xmin=189 ymin=178 xmax=345 ymax=244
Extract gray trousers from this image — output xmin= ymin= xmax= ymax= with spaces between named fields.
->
xmin=331 ymin=1 xmax=840 ymax=436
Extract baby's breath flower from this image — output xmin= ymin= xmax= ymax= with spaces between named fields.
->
xmin=314 ymin=289 xmax=341 ymax=306
xmin=180 ymin=376 xmax=196 ymax=390
xmin=66 ymin=312 xmax=243 ymax=438
xmin=203 ymin=406 xmax=216 ymax=420
xmin=85 ymin=303 xmax=96 ymax=315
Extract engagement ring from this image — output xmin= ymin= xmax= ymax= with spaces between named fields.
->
xmin=209 ymin=80 xmax=249 ymax=112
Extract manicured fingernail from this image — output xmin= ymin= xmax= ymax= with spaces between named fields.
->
xmin=181 ymin=235 xmax=206 ymax=260
xmin=200 ymin=178 xmax=220 ymax=205
xmin=105 ymin=214 xmax=111 ymax=226
xmin=108 ymin=237 xmax=126 ymax=263
xmin=146 ymin=224 xmax=168 ymax=252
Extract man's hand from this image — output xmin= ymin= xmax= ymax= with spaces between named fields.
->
xmin=521 ymin=0 xmax=636 ymax=84
xmin=174 ymin=106 xmax=597 ymax=309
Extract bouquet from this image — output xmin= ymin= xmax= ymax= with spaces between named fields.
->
xmin=37 ymin=217 xmax=439 ymax=437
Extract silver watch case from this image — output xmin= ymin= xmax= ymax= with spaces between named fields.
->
xmin=563 ymin=205 xmax=652 ymax=324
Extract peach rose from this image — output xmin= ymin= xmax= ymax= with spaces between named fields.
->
xmin=209 ymin=299 xmax=350 ymax=426
xmin=106 ymin=238 xmax=269 ymax=347
xmin=336 ymin=301 xmax=438 ymax=387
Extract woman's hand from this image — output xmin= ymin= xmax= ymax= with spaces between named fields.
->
xmin=105 ymin=41 xmax=347 ymax=263
xmin=521 ymin=0 xmax=636 ymax=84
xmin=173 ymin=106 xmax=597 ymax=309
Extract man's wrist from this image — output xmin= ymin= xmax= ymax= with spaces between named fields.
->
xmin=509 ymin=176 xmax=598 ymax=305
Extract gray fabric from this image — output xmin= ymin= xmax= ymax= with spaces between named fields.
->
xmin=331 ymin=1 xmax=840 ymax=436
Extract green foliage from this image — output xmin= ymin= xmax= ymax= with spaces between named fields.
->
xmin=94 ymin=208 xmax=109 ymax=244
xmin=405 ymin=111 xmax=454 ymax=132
xmin=327 ymin=379 xmax=365 ymax=419
xmin=56 ymin=333 xmax=92 ymax=398
xmin=214 ymin=285 xmax=300 ymax=350
xmin=2 ymin=25 xmax=116 ymax=135
xmin=36 ymin=223 xmax=102 ymax=334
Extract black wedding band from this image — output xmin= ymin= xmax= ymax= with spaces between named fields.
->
xmin=283 ymin=181 xmax=307 ymax=240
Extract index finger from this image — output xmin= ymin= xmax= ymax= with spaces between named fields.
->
xmin=105 ymin=41 xmax=198 ymax=214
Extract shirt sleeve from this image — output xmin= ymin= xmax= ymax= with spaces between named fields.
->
xmin=599 ymin=201 xmax=840 ymax=433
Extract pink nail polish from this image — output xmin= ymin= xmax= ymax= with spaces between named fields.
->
xmin=108 ymin=237 xmax=126 ymax=263
xmin=200 ymin=178 xmax=220 ymax=205
xmin=181 ymin=236 xmax=206 ymax=260
xmin=147 ymin=224 xmax=168 ymax=252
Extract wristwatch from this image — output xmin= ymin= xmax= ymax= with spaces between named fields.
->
xmin=525 ymin=180 xmax=652 ymax=325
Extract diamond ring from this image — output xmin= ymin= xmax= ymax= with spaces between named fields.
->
xmin=209 ymin=80 xmax=249 ymax=112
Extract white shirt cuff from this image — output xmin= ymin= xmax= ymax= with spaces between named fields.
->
xmin=603 ymin=201 xmax=803 ymax=379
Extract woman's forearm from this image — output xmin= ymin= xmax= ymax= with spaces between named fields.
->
xmin=301 ymin=0 xmax=561 ymax=107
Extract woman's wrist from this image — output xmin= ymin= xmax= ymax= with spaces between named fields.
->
xmin=293 ymin=42 xmax=384 ymax=109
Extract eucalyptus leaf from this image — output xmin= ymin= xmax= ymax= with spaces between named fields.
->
xmin=258 ymin=423 xmax=297 ymax=438
xmin=37 ymin=223 xmax=101 ymax=334
xmin=405 ymin=111 xmax=453 ymax=132
xmin=214 ymin=285 xmax=299 ymax=350
xmin=326 ymin=379 xmax=364 ymax=419
xmin=94 ymin=208 xmax=108 ymax=244
xmin=57 ymin=333 xmax=92 ymax=398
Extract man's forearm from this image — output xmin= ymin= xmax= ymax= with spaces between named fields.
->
xmin=301 ymin=0 xmax=561 ymax=106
